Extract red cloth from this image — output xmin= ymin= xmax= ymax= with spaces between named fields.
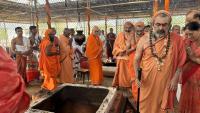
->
xmin=26 ymin=69 xmax=40 ymax=82
xmin=182 ymin=39 xmax=200 ymax=85
xmin=179 ymin=39 xmax=200 ymax=113
xmin=182 ymin=62 xmax=199 ymax=85
xmin=80 ymin=57 xmax=89 ymax=69
xmin=0 ymin=47 xmax=30 ymax=113
xmin=26 ymin=54 xmax=40 ymax=82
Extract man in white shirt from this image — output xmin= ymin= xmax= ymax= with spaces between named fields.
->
xmin=11 ymin=27 xmax=32 ymax=84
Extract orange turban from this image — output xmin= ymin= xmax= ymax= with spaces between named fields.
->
xmin=152 ymin=10 xmax=172 ymax=23
xmin=44 ymin=29 xmax=53 ymax=39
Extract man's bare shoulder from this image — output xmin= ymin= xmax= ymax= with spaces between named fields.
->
xmin=138 ymin=33 xmax=149 ymax=46
xmin=11 ymin=38 xmax=17 ymax=43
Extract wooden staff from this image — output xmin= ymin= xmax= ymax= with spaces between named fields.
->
xmin=137 ymin=68 xmax=142 ymax=113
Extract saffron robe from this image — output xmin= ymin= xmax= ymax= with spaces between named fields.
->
xmin=129 ymin=38 xmax=140 ymax=101
xmin=39 ymin=29 xmax=61 ymax=91
xmin=59 ymin=35 xmax=74 ymax=83
xmin=139 ymin=33 xmax=186 ymax=113
xmin=86 ymin=34 xmax=103 ymax=85
xmin=112 ymin=32 xmax=131 ymax=88
xmin=179 ymin=40 xmax=200 ymax=113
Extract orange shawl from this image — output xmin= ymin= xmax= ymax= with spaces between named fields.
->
xmin=59 ymin=35 xmax=74 ymax=83
xmin=112 ymin=32 xmax=131 ymax=87
xmin=85 ymin=34 xmax=103 ymax=85
xmin=39 ymin=29 xmax=61 ymax=90
xmin=86 ymin=34 xmax=103 ymax=60
xmin=139 ymin=33 xmax=186 ymax=113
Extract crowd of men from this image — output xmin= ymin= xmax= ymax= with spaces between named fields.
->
xmin=0 ymin=9 xmax=199 ymax=113
xmin=9 ymin=26 xmax=117 ymax=87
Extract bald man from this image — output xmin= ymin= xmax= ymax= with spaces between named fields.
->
xmin=86 ymin=26 xmax=103 ymax=85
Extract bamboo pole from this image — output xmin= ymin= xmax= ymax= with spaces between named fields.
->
xmin=165 ymin=0 xmax=170 ymax=12
xmin=44 ymin=0 xmax=51 ymax=29
xmin=153 ymin=0 xmax=158 ymax=15
xmin=34 ymin=0 xmax=39 ymax=31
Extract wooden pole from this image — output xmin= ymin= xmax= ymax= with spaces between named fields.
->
xmin=87 ymin=10 xmax=90 ymax=35
xmin=86 ymin=0 xmax=90 ymax=35
xmin=44 ymin=0 xmax=51 ymax=29
xmin=3 ymin=20 xmax=8 ymax=47
xmin=116 ymin=16 xmax=118 ymax=34
xmin=34 ymin=0 xmax=39 ymax=32
xmin=105 ymin=15 xmax=107 ymax=35
xmin=65 ymin=18 xmax=68 ymax=28
xmin=153 ymin=0 xmax=158 ymax=15
xmin=165 ymin=0 xmax=170 ymax=12
xmin=30 ymin=0 xmax=35 ymax=25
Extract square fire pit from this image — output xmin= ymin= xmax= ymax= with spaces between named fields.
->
xmin=26 ymin=84 xmax=117 ymax=113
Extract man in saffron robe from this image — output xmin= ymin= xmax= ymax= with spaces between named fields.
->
xmin=39 ymin=29 xmax=61 ymax=91
xmin=0 ymin=46 xmax=30 ymax=113
xmin=134 ymin=10 xmax=186 ymax=113
xmin=59 ymin=28 xmax=74 ymax=83
xmin=86 ymin=26 xmax=103 ymax=85
xmin=11 ymin=27 xmax=32 ymax=85
xmin=112 ymin=22 xmax=134 ymax=88
xmin=128 ymin=21 xmax=145 ymax=101
xmin=179 ymin=22 xmax=200 ymax=113
xmin=112 ymin=22 xmax=136 ymax=107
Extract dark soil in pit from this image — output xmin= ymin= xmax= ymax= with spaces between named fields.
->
xmin=32 ymin=86 xmax=109 ymax=113
xmin=55 ymin=99 xmax=98 ymax=113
